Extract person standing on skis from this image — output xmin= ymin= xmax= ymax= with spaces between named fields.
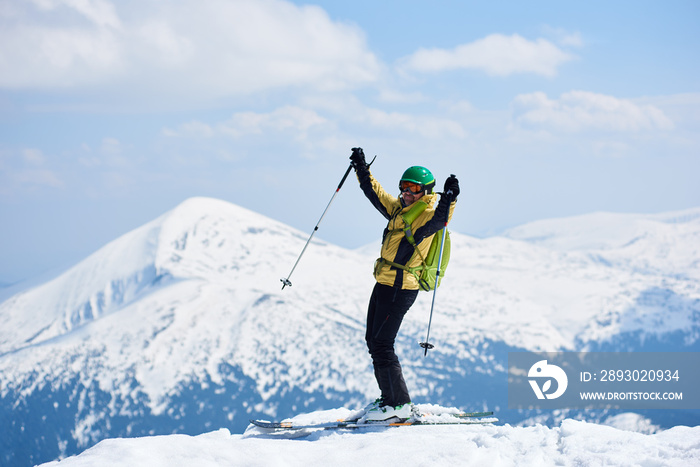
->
xmin=349 ymin=147 xmax=459 ymax=421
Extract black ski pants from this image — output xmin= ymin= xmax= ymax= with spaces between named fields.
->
xmin=365 ymin=283 xmax=418 ymax=407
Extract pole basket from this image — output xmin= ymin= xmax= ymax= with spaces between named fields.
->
xmin=419 ymin=341 xmax=434 ymax=356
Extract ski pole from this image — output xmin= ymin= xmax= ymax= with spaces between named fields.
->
xmin=280 ymin=161 xmax=356 ymax=290
xmin=419 ymin=179 xmax=454 ymax=356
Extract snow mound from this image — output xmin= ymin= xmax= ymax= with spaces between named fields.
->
xmin=38 ymin=410 xmax=700 ymax=467
xmin=603 ymin=412 xmax=661 ymax=435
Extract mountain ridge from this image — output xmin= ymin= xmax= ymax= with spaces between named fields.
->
xmin=1 ymin=197 xmax=698 ymax=466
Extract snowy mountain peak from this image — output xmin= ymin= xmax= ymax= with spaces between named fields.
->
xmin=503 ymin=206 xmax=700 ymax=252
xmin=0 ymin=197 xmax=310 ymax=355
xmin=503 ymin=207 xmax=700 ymax=281
xmin=154 ymin=196 xmax=304 ymax=280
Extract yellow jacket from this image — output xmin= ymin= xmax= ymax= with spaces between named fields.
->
xmin=358 ymin=172 xmax=456 ymax=290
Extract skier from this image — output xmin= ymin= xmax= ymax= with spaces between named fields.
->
xmin=349 ymin=147 xmax=459 ymax=421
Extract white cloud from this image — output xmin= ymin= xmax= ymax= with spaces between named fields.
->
xmin=511 ymin=91 xmax=675 ymax=133
xmin=30 ymin=0 xmax=122 ymax=28
xmin=162 ymin=103 xmax=466 ymax=152
xmin=400 ymin=34 xmax=573 ymax=77
xmin=163 ymin=106 xmax=329 ymax=141
xmin=76 ymin=137 xmax=129 ymax=168
xmin=22 ymin=148 xmax=46 ymax=166
xmin=634 ymin=93 xmax=700 ymax=128
xmin=362 ymin=108 xmax=466 ymax=139
xmin=14 ymin=168 xmax=64 ymax=188
xmin=163 ymin=121 xmax=215 ymax=139
xmin=558 ymin=32 xmax=583 ymax=48
xmin=2 ymin=148 xmax=64 ymax=190
xmin=377 ymin=89 xmax=426 ymax=104
xmin=219 ymin=106 xmax=329 ymax=138
xmin=541 ymin=26 xmax=584 ymax=48
xmin=100 ymin=137 xmax=121 ymax=154
xmin=0 ymin=0 xmax=381 ymax=99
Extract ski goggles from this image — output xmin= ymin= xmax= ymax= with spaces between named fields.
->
xmin=399 ymin=181 xmax=424 ymax=194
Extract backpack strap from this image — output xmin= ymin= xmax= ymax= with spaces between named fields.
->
xmin=375 ymin=257 xmax=431 ymax=291
xmin=375 ymin=201 xmax=432 ymax=290
xmin=401 ymin=201 xmax=429 ymax=266
xmin=400 ymin=201 xmax=428 ymax=247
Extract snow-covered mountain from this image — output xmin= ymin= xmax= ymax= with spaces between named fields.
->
xmin=2 ymin=198 xmax=699 ymax=466
xmin=503 ymin=208 xmax=700 ymax=279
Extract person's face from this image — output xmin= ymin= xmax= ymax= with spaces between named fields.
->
xmin=399 ymin=181 xmax=425 ymax=206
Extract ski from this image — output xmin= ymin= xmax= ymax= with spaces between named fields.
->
xmin=436 ymin=411 xmax=494 ymax=419
xmin=249 ymin=411 xmax=495 ymax=431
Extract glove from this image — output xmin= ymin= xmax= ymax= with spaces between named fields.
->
xmin=444 ymin=174 xmax=460 ymax=201
xmin=349 ymin=147 xmax=367 ymax=171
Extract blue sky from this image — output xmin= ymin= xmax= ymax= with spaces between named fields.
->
xmin=1 ymin=0 xmax=699 ymax=284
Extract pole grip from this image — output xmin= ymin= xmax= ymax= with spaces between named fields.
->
xmin=340 ymin=155 xmax=376 ymax=190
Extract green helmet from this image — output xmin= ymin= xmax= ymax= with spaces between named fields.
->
xmin=400 ymin=166 xmax=436 ymax=193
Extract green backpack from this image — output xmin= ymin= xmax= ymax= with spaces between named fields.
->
xmin=388 ymin=201 xmax=451 ymax=291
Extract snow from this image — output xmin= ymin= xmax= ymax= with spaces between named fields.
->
xmin=603 ymin=412 xmax=661 ymax=434
xmin=38 ymin=408 xmax=700 ymax=467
